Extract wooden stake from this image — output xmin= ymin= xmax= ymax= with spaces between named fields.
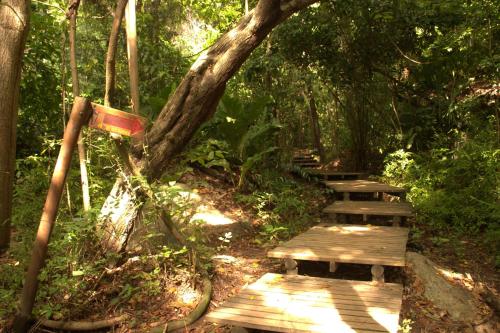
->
xmin=14 ymin=98 xmax=92 ymax=332
xmin=392 ymin=216 xmax=402 ymax=227
xmin=284 ymin=258 xmax=298 ymax=275
xmin=371 ymin=265 xmax=385 ymax=283
xmin=329 ymin=260 xmax=338 ymax=273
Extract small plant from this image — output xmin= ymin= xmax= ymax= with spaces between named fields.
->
xmin=185 ymin=139 xmax=231 ymax=171
xmin=399 ymin=318 xmax=414 ymax=333
xmin=257 ymin=225 xmax=289 ymax=244
xmin=217 ymin=232 xmax=233 ymax=251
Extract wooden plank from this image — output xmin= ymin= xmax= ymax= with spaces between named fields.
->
xmin=260 ymin=273 xmax=402 ymax=292
xmin=303 ymin=169 xmax=365 ymax=181
xmin=324 ymin=180 xmax=405 ymax=193
xmin=268 ymin=225 xmax=408 ymax=267
xmin=207 ymin=311 xmax=382 ymax=333
xmin=268 ymin=251 xmax=405 ymax=266
xmin=304 ymin=169 xmax=365 ymax=176
xmin=245 ymin=284 xmax=401 ymax=302
xmin=212 ymin=307 xmax=395 ymax=332
xmin=206 ymin=273 xmax=402 ymax=333
xmin=228 ymin=294 xmax=401 ymax=312
xmin=324 ymin=201 xmax=414 ymax=217
xmin=233 ymin=288 xmax=402 ymax=310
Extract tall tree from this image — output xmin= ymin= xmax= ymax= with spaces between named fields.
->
xmin=67 ymin=0 xmax=91 ymax=212
xmin=302 ymin=84 xmax=325 ymax=162
xmin=0 ymin=0 xmax=30 ymax=253
xmin=99 ymin=0 xmax=319 ymax=252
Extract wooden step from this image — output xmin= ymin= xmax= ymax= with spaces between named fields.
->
xmin=295 ymin=161 xmax=321 ymax=167
xmin=268 ymin=224 xmax=408 ymax=267
xmin=304 ymin=169 xmax=365 ymax=180
xmin=293 ymin=156 xmax=316 ymax=161
xmin=206 ymin=273 xmax=403 ymax=333
xmin=324 ymin=180 xmax=406 ymax=200
xmin=324 ymin=201 xmax=414 ymax=217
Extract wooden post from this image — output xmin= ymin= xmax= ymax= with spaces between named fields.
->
xmin=329 ymin=261 xmax=338 ymax=273
xmin=284 ymin=258 xmax=298 ymax=275
xmin=13 ymin=98 xmax=92 ymax=332
xmin=343 ymin=192 xmax=350 ymax=201
xmin=371 ymin=265 xmax=385 ymax=283
xmin=392 ymin=216 xmax=402 ymax=227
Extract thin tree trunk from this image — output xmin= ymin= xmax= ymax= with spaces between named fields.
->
xmin=302 ymin=86 xmax=325 ymax=162
xmin=105 ymin=0 xmax=128 ymax=107
xmin=125 ymin=0 xmax=140 ymax=114
xmin=101 ymin=0 xmax=319 ymax=253
xmin=0 ymin=0 xmax=30 ymax=252
xmin=67 ymin=0 xmax=91 ymax=212
xmin=61 ymin=31 xmax=73 ymax=216
xmin=99 ymin=0 xmax=146 ymax=253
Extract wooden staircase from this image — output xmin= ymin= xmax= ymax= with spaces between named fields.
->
xmin=206 ymin=157 xmax=413 ymax=332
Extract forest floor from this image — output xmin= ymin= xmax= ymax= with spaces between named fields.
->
xmin=1 ymin=170 xmax=498 ymax=333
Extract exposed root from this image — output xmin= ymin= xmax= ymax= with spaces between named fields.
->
xmin=40 ymin=314 xmax=128 ymax=331
xmin=150 ymin=276 xmax=212 ymax=333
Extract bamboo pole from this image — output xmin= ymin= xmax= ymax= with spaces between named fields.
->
xmin=13 ymin=98 xmax=92 ymax=333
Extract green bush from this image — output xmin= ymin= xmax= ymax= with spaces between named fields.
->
xmin=383 ymin=137 xmax=499 ymax=248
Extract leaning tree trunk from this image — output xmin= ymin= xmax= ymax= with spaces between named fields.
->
xmin=98 ymin=0 xmax=320 ymax=253
xmin=0 ymin=0 xmax=30 ymax=253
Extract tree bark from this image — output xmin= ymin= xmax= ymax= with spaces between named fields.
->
xmin=0 ymin=0 xmax=30 ymax=253
xmin=100 ymin=0 xmax=320 ymax=253
xmin=134 ymin=0 xmax=318 ymax=180
xmin=67 ymin=0 xmax=91 ymax=213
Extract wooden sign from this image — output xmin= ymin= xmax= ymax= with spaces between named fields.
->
xmin=89 ymin=103 xmax=146 ymax=137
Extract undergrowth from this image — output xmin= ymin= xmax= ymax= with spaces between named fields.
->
xmin=235 ymin=169 xmax=324 ymax=245
xmin=0 ymin=136 xmax=202 ymax=328
xmin=382 ymin=127 xmax=499 ymax=266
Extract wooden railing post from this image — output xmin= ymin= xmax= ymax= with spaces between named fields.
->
xmin=13 ymin=97 xmax=92 ymax=332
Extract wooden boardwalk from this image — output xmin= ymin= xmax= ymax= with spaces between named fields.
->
xmin=324 ymin=201 xmax=414 ymax=225
xmin=206 ymin=157 xmax=412 ymax=332
xmin=206 ymin=273 xmax=403 ymax=333
xmin=268 ymin=224 xmax=408 ymax=268
xmin=324 ymin=180 xmax=406 ymax=200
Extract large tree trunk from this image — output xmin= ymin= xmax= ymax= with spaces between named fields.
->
xmin=0 ymin=0 xmax=30 ymax=253
xmin=99 ymin=0 xmax=319 ymax=253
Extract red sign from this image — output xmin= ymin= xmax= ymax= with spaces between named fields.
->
xmin=89 ymin=103 xmax=146 ymax=137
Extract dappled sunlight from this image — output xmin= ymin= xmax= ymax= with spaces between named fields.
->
xmin=190 ymin=210 xmax=235 ymax=225
xmin=366 ymin=306 xmax=401 ymax=332
xmin=208 ymin=273 xmax=401 ymax=332
xmin=438 ymin=267 xmax=475 ymax=290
